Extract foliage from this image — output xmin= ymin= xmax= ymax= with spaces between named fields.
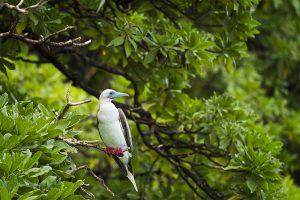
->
xmin=0 ymin=0 xmax=300 ymax=199
xmin=0 ymin=93 xmax=86 ymax=199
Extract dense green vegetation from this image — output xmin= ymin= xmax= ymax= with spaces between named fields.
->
xmin=1 ymin=0 xmax=300 ymax=199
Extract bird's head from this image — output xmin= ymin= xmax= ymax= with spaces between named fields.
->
xmin=99 ymin=89 xmax=129 ymax=102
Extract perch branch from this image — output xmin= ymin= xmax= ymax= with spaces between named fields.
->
xmin=57 ymin=135 xmax=103 ymax=150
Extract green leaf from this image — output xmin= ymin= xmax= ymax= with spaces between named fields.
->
xmin=61 ymin=180 xmax=84 ymax=198
xmin=246 ymin=175 xmax=258 ymax=193
xmin=65 ymin=114 xmax=85 ymax=128
xmin=0 ymin=134 xmax=4 ymax=147
xmin=10 ymin=152 xmax=27 ymax=173
xmin=17 ymin=190 xmax=40 ymax=200
xmin=28 ymin=13 xmax=39 ymax=26
xmin=7 ymin=175 xmax=19 ymax=198
xmin=0 ymin=61 xmax=8 ymax=78
xmin=46 ymin=188 xmax=63 ymax=200
xmin=124 ymin=38 xmax=132 ymax=57
xmin=37 ymin=104 xmax=50 ymax=117
xmin=4 ymin=134 xmax=19 ymax=150
xmin=1 ymin=58 xmax=15 ymax=70
xmin=23 ymin=151 xmax=43 ymax=170
xmin=107 ymin=36 xmax=125 ymax=47
xmin=25 ymin=166 xmax=52 ymax=177
xmin=144 ymin=49 xmax=158 ymax=64
xmin=0 ymin=187 xmax=9 ymax=200
xmin=40 ymin=176 xmax=57 ymax=190
xmin=129 ymin=37 xmax=138 ymax=50
xmin=0 ymin=114 xmax=15 ymax=133
xmin=0 ymin=93 xmax=8 ymax=108
xmin=46 ymin=129 xmax=63 ymax=138
xmin=0 ymin=163 xmax=10 ymax=175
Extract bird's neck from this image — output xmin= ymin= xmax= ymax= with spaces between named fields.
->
xmin=100 ymin=98 xmax=112 ymax=105
xmin=99 ymin=99 xmax=116 ymax=111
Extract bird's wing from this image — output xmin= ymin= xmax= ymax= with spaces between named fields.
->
xmin=113 ymin=155 xmax=131 ymax=176
xmin=118 ymin=108 xmax=133 ymax=153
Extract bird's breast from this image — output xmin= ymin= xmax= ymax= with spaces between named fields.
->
xmin=98 ymin=103 xmax=119 ymax=122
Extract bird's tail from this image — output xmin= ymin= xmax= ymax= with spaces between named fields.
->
xmin=127 ymin=171 xmax=138 ymax=192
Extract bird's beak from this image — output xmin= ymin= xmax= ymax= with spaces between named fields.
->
xmin=110 ymin=92 xmax=129 ymax=99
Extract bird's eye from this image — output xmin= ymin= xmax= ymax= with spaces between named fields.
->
xmin=109 ymin=91 xmax=114 ymax=95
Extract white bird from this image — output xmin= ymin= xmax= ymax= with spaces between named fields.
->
xmin=97 ymin=89 xmax=138 ymax=192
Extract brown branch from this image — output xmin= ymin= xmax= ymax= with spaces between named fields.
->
xmin=57 ymin=135 xmax=103 ymax=150
xmin=150 ymin=0 xmax=180 ymax=29
xmin=0 ymin=0 xmax=46 ymax=13
xmin=44 ymin=26 xmax=75 ymax=40
xmin=57 ymin=135 xmax=129 ymax=153
xmin=73 ymin=165 xmax=115 ymax=196
xmin=175 ymin=165 xmax=205 ymax=199
xmin=0 ymin=31 xmax=91 ymax=47
xmin=1 ymin=2 xmax=27 ymax=13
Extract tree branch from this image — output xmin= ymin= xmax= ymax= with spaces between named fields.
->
xmin=0 ymin=31 xmax=91 ymax=47
xmin=57 ymin=135 xmax=103 ymax=150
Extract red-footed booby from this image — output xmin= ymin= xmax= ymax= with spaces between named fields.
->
xmin=97 ymin=89 xmax=138 ymax=192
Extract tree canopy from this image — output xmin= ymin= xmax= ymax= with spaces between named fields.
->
xmin=0 ymin=0 xmax=300 ymax=199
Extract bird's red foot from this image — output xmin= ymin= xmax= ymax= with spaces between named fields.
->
xmin=104 ymin=147 xmax=124 ymax=157
xmin=104 ymin=147 xmax=115 ymax=155
xmin=113 ymin=148 xmax=124 ymax=157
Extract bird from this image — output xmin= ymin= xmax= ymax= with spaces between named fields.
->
xmin=97 ymin=89 xmax=138 ymax=192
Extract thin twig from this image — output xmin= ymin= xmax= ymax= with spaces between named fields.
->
xmin=74 ymin=165 xmax=115 ymax=196
xmin=0 ymin=0 xmax=46 ymax=13
xmin=44 ymin=26 xmax=75 ymax=41
xmin=57 ymin=89 xmax=91 ymax=119
xmin=16 ymin=0 xmax=25 ymax=8
xmin=79 ymin=186 xmax=94 ymax=198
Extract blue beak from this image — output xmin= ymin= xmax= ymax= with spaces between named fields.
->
xmin=109 ymin=92 xmax=129 ymax=99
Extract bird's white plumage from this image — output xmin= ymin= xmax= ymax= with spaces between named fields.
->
xmin=97 ymin=102 xmax=127 ymax=148
xmin=97 ymin=101 xmax=131 ymax=165
xmin=97 ymin=89 xmax=137 ymax=191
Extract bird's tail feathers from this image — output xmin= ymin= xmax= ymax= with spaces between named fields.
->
xmin=127 ymin=171 xmax=138 ymax=192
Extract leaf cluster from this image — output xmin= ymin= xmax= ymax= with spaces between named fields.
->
xmin=0 ymin=93 xmax=86 ymax=199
